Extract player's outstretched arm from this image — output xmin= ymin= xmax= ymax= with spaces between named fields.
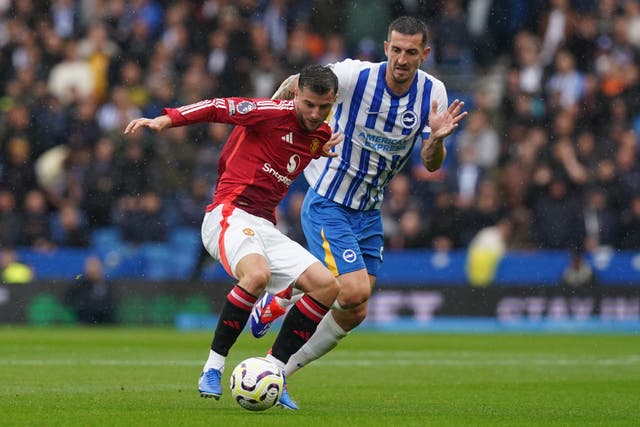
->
xmin=124 ymin=115 xmax=173 ymax=135
xmin=421 ymin=99 xmax=467 ymax=171
xmin=271 ymin=74 xmax=300 ymax=100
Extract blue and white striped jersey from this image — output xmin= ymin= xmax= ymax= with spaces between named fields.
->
xmin=304 ymin=59 xmax=448 ymax=211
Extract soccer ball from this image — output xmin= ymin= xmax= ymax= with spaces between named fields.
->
xmin=229 ymin=357 xmax=284 ymax=411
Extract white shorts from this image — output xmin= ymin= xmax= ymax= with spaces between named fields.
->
xmin=201 ymin=204 xmax=319 ymax=295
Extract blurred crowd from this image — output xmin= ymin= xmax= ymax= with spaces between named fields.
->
xmin=1 ymin=0 xmax=640 ymax=263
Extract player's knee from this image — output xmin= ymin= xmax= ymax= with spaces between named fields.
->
xmin=336 ymin=302 xmax=368 ymax=326
xmin=337 ymin=281 xmax=371 ymax=309
xmin=315 ymin=272 xmax=340 ymax=307
xmin=242 ymin=268 xmax=271 ymax=291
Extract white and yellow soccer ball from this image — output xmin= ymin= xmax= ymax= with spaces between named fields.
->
xmin=229 ymin=357 xmax=284 ymax=411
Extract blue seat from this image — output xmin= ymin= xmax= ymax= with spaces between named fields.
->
xmin=91 ymin=227 xmax=123 ymax=250
xmin=140 ymin=243 xmax=174 ymax=280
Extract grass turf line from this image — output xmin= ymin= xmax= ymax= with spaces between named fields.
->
xmin=0 ymin=327 xmax=639 ymax=426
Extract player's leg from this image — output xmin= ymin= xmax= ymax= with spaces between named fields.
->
xmin=198 ymin=206 xmax=270 ymax=398
xmin=268 ymin=262 xmax=338 ymax=367
xmin=284 ymin=269 xmax=377 ymax=376
xmin=256 ymin=228 xmax=339 ymax=409
xmin=283 ymin=189 xmax=384 ymax=376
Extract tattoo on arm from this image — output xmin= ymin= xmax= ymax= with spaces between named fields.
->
xmin=271 ymin=74 xmax=300 ymax=100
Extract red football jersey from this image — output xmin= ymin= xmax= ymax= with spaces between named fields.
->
xmin=164 ymin=98 xmax=331 ymax=224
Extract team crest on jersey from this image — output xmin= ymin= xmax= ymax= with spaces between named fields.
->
xmin=342 ymin=249 xmax=357 ymax=263
xmin=310 ymin=138 xmax=320 ymax=154
xmin=236 ymin=101 xmax=256 ymax=114
xmin=401 ymin=110 xmax=418 ymax=129
xmin=242 ymin=228 xmax=255 ymax=236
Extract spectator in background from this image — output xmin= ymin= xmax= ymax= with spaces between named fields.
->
xmin=76 ymin=21 xmax=120 ymax=103
xmin=618 ymin=193 xmax=640 ymax=249
xmin=47 ymin=39 xmax=95 ymax=105
xmin=67 ymin=98 xmax=101 ymax=148
xmin=382 ymin=174 xmax=421 ymax=245
xmin=52 ymin=202 xmax=90 ymax=248
xmin=511 ymin=30 xmax=544 ymax=96
xmin=318 ymin=33 xmax=348 ymax=65
xmin=96 ymin=85 xmax=142 ymax=133
xmin=545 ymin=47 xmax=586 ymax=113
xmin=177 ymin=176 xmax=211 ymax=228
xmin=278 ymin=191 xmax=308 ymax=247
xmin=0 ymin=189 xmax=22 ymax=247
xmin=582 ymin=187 xmax=618 ymax=251
xmin=51 ymin=0 xmax=79 ymax=39
xmin=456 ymin=109 xmax=500 ymax=170
xmin=21 ymin=189 xmax=54 ymax=250
xmin=112 ymin=135 xmax=157 ymax=198
xmin=560 ymin=249 xmax=597 ymax=292
xmin=459 ymin=178 xmax=504 ymax=246
xmin=4 ymin=0 xmax=640 ymax=268
xmin=529 ymin=173 xmax=585 ymax=251
xmin=615 ymin=139 xmax=640 ymax=201
xmin=153 ymin=125 xmax=198 ymax=200
xmin=117 ymin=60 xmax=150 ymax=110
xmin=466 ymin=216 xmax=514 ymax=287
xmin=1 ymin=136 xmax=38 ymax=207
xmin=433 ymin=0 xmax=473 ymax=75
xmin=448 ymin=143 xmax=485 ymax=210
xmin=1 ymin=247 xmax=34 ymax=285
xmin=84 ymin=137 xmax=118 ymax=228
xmin=392 ymin=206 xmax=428 ymax=249
xmin=65 ymin=256 xmax=114 ymax=324
xmin=115 ymin=191 xmax=167 ymax=244
xmin=537 ymin=0 xmax=576 ymax=67
xmin=425 ymin=189 xmax=462 ymax=251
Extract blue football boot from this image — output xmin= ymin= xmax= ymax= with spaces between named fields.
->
xmin=276 ymin=377 xmax=298 ymax=410
xmin=198 ymin=368 xmax=222 ymax=399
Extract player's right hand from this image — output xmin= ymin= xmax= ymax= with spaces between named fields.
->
xmin=321 ymin=131 xmax=343 ymax=157
xmin=124 ymin=115 xmax=172 ymax=134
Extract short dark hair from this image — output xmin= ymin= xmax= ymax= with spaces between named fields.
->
xmin=298 ymin=64 xmax=338 ymax=96
xmin=387 ymin=16 xmax=428 ymax=46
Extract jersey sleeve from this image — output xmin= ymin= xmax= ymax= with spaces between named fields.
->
xmin=421 ymin=78 xmax=449 ymax=139
xmin=328 ymin=59 xmax=362 ymax=103
xmin=164 ymin=98 xmax=288 ymax=128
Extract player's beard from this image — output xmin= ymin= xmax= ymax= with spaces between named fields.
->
xmin=298 ymin=112 xmax=322 ymax=132
xmin=391 ymin=64 xmax=412 ymax=85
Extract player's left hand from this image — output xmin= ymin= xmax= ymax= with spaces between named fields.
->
xmin=429 ymin=99 xmax=467 ymax=141
xmin=321 ymin=131 xmax=343 ymax=157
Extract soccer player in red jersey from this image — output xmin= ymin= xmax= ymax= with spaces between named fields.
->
xmin=124 ymin=65 xmax=342 ymax=410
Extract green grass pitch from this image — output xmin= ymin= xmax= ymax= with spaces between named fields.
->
xmin=1 ymin=327 xmax=639 ymax=426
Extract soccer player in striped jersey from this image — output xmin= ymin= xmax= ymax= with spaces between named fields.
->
xmin=124 ymin=65 xmax=343 ymax=410
xmin=250 ymin=17 xmax=467 ymax=375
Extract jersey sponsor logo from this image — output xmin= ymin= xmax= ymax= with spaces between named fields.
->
xmin=236 ymin=100 xmax=256 ymax=114
xmin=358 ymin=131 xmax=408 ymax=151
xmin=262 ymin=162 xmax=293 ymax=186
xmin=342 ymin=249 xmax=357 ymax=263
xmin=281 ymin=132 xmax=294 ymax=144
xmin=401 ymin=110 xmax=418 ymax=129
xmin=287 ymin=154 xmax=300 ymax=173
xmin=242 ymin=228 xmax=255 ymax=236
xmin=364 ymin=107 xmax=389 ymax=115
xmin=310 ymin=138 xmax=320 ymax=154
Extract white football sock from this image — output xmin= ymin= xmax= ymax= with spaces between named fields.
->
xmin=275 ymin=289 xmax=303 ymax=307
xmin=265 ymin=353 xmax=285 ymax=371
xmin=283 ymin=311 xmax=347 ymax=377
xmin=203 ymin=350 xmax=225 ymax=372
